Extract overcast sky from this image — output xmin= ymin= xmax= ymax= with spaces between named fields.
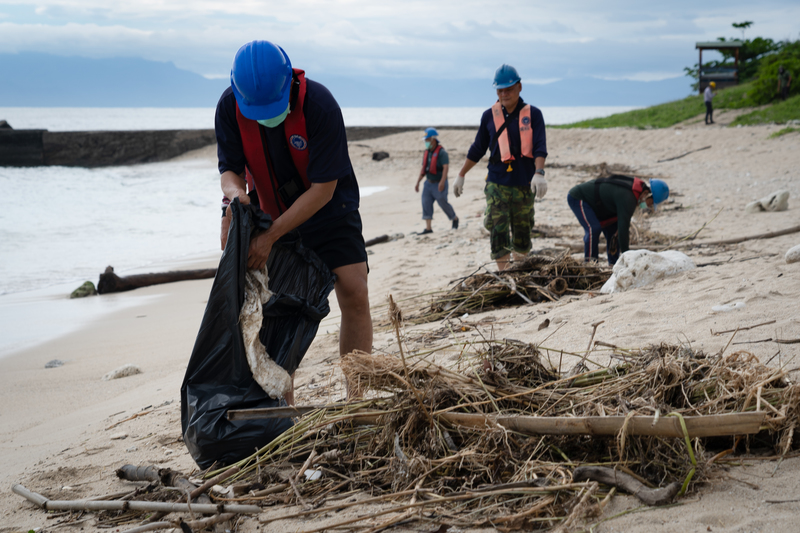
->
xmin=1 ymin=1 xmax=798 ymax=84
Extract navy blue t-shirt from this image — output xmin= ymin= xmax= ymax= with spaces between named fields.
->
xmin=466 ymin=98 xmax=547 ymax=187
xmin=215 ymin=78 xmax=360 ymax=229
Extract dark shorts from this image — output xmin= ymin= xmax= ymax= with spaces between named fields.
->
xmin=299 ymin=210 xmax=368 ymax=272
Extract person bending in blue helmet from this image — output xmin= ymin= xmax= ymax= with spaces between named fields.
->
xmin=414 ymin=127 xmax=459 ymax=234
xmin=454 ymin=64 xmax=548 ymax=271
xmin=567 ymin=175 xmax=669 ymax=265
xmin=215 ymin=40 xmax=372 ymax=400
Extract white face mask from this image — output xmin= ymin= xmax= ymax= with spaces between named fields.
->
xmin=256 ymin=103 xmax=291 ymax=128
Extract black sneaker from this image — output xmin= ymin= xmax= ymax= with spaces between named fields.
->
xmin=419 ymin=228 xmax=433 ymax=235
xmin=452 ymin=218 xmax=459 ymax=230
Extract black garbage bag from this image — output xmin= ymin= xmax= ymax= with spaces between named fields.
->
xmin=181 ymin=198 xmax=336 ymax=468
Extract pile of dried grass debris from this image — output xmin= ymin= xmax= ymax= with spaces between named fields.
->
xmin=14 ymin=340 xmax=798 ymax=532
xmin=219 ymin=341 xmax=796 ymax=531
xmin=413 ymin=253 xmax=611 ymax=324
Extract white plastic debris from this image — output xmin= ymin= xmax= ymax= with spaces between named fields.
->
xmin=600 ymin=250 xmax=695 ymax=293
xmin=712 ymin=302 xmax=745 ymax=312
xmin=786 ymin=244 xmax=800 ymax=264
xmin=745 ymin=190 xmax=790 ymax=213
xmin=211 ymin=484 xmax=234 ymax=497
xmin=304 ymin=469 xmax=323 ymax=481
xmin=240 ymin=266 xmax=292 ymax=399
xmin=102 ymin=364 xmax=142 ymax=381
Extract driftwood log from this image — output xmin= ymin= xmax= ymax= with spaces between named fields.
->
xmin=688 ymin=224 xmax=800 ymax=246
xmin=227 ymin=407 xmax=766 ymax=438
xmin=365 ymin=234 xmax=390 ymax=247
xmin=97 ymin=266 xmax=216 ymax=294
xmin=117 ymin=465 xmax=239 ymax=522
xmin=573 ymin=466 xmax=681 ymax=506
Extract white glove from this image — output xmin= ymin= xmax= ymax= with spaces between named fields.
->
xmin=532 ymin=175 xmax=548 ymax=199
xmin=453 ymin=175 xmax=465 ymax=197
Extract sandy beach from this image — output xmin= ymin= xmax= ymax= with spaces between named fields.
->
xmin=2 ymin=111 xmax=799 ymax=532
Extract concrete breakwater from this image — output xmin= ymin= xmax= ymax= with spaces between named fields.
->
xmin=0 ymin=129 xmax=217 ymax=167
xmin=0 ymin=126 xmax=476 ymax=168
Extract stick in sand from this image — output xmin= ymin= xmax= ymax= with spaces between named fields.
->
xmin=569 ymin=320 xmax=604 ymax=377
xmin=690 ymin=224 xmax=800 ymax=247
xmin=11 ymin=484 xmax=260 ymax=514
xmin=657 ymin=145 xmax=711 ymax=163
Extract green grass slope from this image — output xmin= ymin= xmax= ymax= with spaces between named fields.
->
xmin=732 ymin=94 xmax=800 ymax=125
xmin=557 ymin=82 xmax=799 ymax=129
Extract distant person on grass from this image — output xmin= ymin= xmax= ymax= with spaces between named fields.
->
xmin=704 ymin=81 xmax=716 ymax=125
xmin=454 ymin=64 xmax=548 ymax=271
xmin=414 ymin=127 xmax=458 ymax=234
xmin=215 ymin=40 xmax=372 ymax=401
xmin=777 ymin=66 xmax=792 ymax=101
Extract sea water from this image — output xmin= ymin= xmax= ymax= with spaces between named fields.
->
xmin=0 ymin=105 xmax=632 ymax=356
xmin=0 ymin=106 xmax=637 ymax=131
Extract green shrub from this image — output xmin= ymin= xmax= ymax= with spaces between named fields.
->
xmin=732 ymin=41 xmax=800 ymax=106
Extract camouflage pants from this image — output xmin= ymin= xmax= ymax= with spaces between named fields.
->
xmin=484 ymin=182 xmax=534 ymax=260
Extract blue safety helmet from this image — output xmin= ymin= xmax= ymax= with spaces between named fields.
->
xmin=423 ymin=127 xmax=439 ymax=139
xmin=493 ymin=64 xmax=521 ymax=89
xmin=649 ymin=179 xmax=669 ymax=205
xmin=231 ymin=40 xmax=293 ymax=121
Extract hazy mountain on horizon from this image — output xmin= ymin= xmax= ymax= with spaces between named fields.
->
xmin=1 ymin=52 xmax=693 ymax=108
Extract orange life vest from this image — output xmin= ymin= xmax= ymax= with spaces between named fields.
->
xmin=235 ymin=69 xmax=312 ymax=220
xmin=491 ymin=101 xmax=533 ymax=163
xmin=422 ymin=144 xmax=444 ymax=175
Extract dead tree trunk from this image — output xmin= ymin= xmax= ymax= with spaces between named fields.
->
xmin=97 ymin=266 xmax=216 ymax=294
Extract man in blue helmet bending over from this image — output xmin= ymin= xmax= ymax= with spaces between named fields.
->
xmin=454 ymin=64 xmax=548 ymax=271
xmin=215 ymin=40 xmax=372 ymax=396
xmin=567 ymin=176 xmax=669 ymax=265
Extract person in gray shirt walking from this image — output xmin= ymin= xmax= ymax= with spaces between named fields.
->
xmin=704 ymin=81 xmax=716 ymax=125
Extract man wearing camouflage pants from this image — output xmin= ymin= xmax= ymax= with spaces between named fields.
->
xmin=454 ymin=64 xmax=548 ymax=270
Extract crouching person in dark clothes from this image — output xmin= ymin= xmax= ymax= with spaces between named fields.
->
xmin=567 ymin=176 xmax=669 ymax=265
xmin=215 ymin=40 xmax=372 ymax=401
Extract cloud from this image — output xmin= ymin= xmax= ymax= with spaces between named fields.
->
xmin=0 ymin=0 xmax=799 ymax=85
xmin=593 ymin=72 xmax=685 ymax=82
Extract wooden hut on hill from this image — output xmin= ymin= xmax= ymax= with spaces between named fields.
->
xmin=695 ymin=41 xmax=744 ymax=93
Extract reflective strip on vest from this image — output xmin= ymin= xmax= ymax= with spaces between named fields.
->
xmin=491 ymin=102 xmax=534 ymax=163
xmin=234 ymin=68 xmax=312 ymax=220
xmin=422 ymin=144 xmax=443 ymax=174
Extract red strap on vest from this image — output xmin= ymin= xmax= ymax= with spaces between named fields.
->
xmin=283 ymin=69 xmax=311 ymax=184
xmin=422 ymin=144 xmax=443 ymax=174
xmin=491 ymin=102 xmax=534 ymax=163
xmin=234 ymin=68 xmax=312 ymax=220
xmin=631 ymin=177 xmax=646 ymax=200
